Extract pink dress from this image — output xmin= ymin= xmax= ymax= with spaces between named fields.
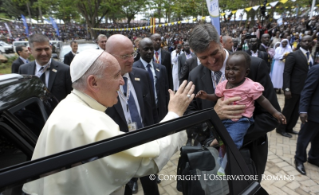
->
xmin=215 ymin=78 xmax=264 ymax=121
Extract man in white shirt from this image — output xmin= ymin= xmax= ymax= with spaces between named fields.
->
xmin=97 ymin=34 xmax=107 ymax=50
xmin=171 ymin=44 xmax=183 ymax=91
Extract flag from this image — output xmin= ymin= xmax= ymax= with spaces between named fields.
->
xmin=21 ymin=15 xmax=29 ymax=37
xmin=49 ymin=17 xmax=60 ymax=36
xmin=206 ymin=0 xmax=220 ymax=35
xmin=4 ymin=23 xmax=12 ymax=37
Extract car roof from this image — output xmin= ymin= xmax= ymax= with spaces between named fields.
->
xmin=0 ymin=74 xmax=46 ymax=112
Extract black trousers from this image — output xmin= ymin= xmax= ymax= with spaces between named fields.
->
xmin=246 ymin=134 xmax=268 ymax=182
xmin=276 ymin=94 xmax=300 ymax=133
xmin=295 ymin=120 xmax=319 ymax=163
xmin=124 ymin=176 xmax=159 ymax=195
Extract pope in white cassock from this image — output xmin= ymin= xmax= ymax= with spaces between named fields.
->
xmin=22 ymin=49 xmax=195 ymax=195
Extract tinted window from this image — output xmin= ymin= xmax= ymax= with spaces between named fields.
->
xmin=12 ymin=101 xmax=45 ymax=137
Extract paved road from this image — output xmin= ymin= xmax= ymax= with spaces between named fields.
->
xmin=134 ymin=93 xmax=319 ymax=195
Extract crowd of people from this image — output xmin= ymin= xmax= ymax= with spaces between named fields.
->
xmin=4 ymin=13 xmax=319 ymax=194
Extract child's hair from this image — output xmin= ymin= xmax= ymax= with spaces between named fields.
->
xmin=228 ymin=51 xmax=251 ymax=69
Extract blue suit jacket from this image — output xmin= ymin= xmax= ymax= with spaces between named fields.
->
xmin=133 ymin=59 xmax=169 ymax=121
xmin=299 ymin=65 xmax=319 ymax=123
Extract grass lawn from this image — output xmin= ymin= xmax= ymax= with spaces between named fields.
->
xmin=0 ymin=66 xmax=12 ymax=74
xmin=0 ymin=55 xmax=16 ymax=75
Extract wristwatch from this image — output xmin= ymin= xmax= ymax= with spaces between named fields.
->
xmin=285 ymin=88 xmax=290 ymax=92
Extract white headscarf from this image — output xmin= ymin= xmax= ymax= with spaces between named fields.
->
xmin=276 ymin=39 xmax=292 ymax=55
xmin=274 ymin=42 xmax=281 ymax=49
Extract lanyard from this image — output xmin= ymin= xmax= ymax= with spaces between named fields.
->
xmin=36 ymin=65 xmax=50 ymax=78
xmin=118 ymin=80 xmax=131 ymax=112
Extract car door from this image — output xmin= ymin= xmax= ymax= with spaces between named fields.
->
xmin=0 ymin=108 xmax=267 ymax=195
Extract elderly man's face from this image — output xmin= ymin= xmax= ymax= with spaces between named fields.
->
xmin=196 ymin=41 xmax=225 ymax=72
xmin=98 ymin=37 xmax=107 ymax=50
xmin=111 ymin=39 xmax=135 ymax=75
xmin=97 ymin=58 xmax=124 ymax=107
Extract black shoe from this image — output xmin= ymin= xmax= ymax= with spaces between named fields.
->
xmin=308 ymin=159 xmax=319 ymax=167
xmin=287 ymin=130 xmax=298 ymax=135
xmin=277 ymin=131 xmax=292 ymax=138
xmin=156 ymin=174 xmax=161 ymax=184
xmin=295 ymin=160 xmax=306 ymax=175
xmin=186 ymin=138 xmax=192 ymax=146
xmin=131 ymin=181 xmax=138 ymax=194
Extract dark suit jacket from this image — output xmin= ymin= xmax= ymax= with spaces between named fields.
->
xmin=187 ymin=56 xmax=280 ymax=142
xmin=179 ymin=56 xmax=199 ymax=84
xmin=155 ymin=49 xmax=173 ymax=90
xmin=134 ymin=49 xmax=140 ymax=62
xmin=178 ymin=53 xmax=196 ymax=82
xmin=133 ymin=59 xmax=169 ymax=121
xmin=63 ymin=51 xmax=75 ymax=65
xmin=105 ymin=68 xmax=159 ymax=132
xmin=18 ymin=60 xmax=72 ymax=102
xmin=11 ymin=57 xmax=25 ymax=73
xmin=246 ymin=50 xmax=270 ymax=72
xmin=259 ymin=45 xmax=267 ymax=52
xmin=299 ymin=64 xmax=319 ymax=123
xmin=283 ymin=49 xmax=309 ymax=95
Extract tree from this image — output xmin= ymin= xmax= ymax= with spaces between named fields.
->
xmin=121 ymin=0 xmax=147 ymax=25
xmin=76 ymin=0 xmax=126 ymax=38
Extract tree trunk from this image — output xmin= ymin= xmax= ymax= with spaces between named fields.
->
xmin=26 ymin=2 xmax=32 ymax=24
xmin=38 ymin=5 xmax=43 ymax=23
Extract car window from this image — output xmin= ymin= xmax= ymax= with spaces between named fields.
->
xmin=0 ymin=109 xmax=262 ymax=195
xmin=11 ymin=101 xmax=45 ymax=137
xmin=0 ymin=97 xmax=49 ymax=170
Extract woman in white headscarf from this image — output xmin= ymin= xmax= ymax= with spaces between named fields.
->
xmin=270 ymin=39 xmax=292 ymax=94
xmin=269 ymin=42 xmax=281 ymax=78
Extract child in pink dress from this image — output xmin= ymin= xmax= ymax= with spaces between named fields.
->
xmin=196 ymin=51 xmax=286 ymax=148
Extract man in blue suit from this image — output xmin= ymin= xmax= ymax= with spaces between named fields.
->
xmin=133 ymin=37 xmax=170 ymax=121
xmin=294 ymin=64 xmax=319 ymax=175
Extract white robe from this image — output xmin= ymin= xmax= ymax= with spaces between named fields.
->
xmin=23 ymin=89 xmax=186 ymax=195
xmin=171 ymin=50 xmax=183 ymax=91
xmin=271 ymin=39 xmax=292 ymax=89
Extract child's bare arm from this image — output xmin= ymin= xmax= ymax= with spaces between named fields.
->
xmin=195 ymin=90 xmax=219 ymax=101
xmin=256 ymin=95 xmax=287 ymax=124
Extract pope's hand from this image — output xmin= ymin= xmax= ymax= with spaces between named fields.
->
xmin=168 ymin=81 xmax=195 ymax=116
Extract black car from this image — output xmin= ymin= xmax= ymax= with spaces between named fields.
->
xmin=0 ymin=74 xmax=267 ymax=195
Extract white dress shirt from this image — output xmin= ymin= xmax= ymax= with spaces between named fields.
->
xmin=211 ymin=49 xmax=229 ymax=89
xmin=35 ymin=59 xmax=51 ymax=87
xmin=140 ymin=58 xmax=158 ymax=104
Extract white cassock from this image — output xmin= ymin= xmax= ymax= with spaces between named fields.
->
xmin=23 ymin=89 xmax=186 ymax=195
xmin=171 ymin=50 xmax=183 ymax=91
